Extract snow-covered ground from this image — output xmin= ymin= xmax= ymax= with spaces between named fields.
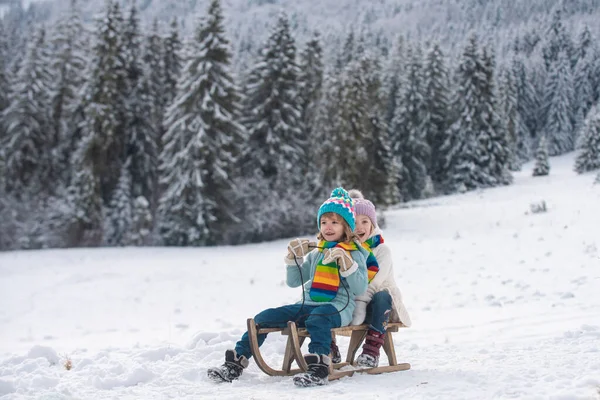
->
xmin=1 ymin=153 xmax=599 ymax=400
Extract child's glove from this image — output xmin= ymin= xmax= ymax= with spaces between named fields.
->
xmin=322 ymin=248 xmax=354 ymax=271
xmin=287 ymin=238 xmax=316 ymax=258
xmin=285 ymin=238 xmax=316 ymax=264
xmin=351 ymin=299 xmax=368 ymax=325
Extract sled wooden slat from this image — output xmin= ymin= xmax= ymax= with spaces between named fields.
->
xmin=247 ymin=318 xmax=410 ymax=379
xmin=247 ymin=318 xmax=303 ymax=376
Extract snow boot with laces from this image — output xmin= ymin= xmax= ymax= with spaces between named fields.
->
xmin=293 ymin=354 xmax=331 ymax=387
xmin=356 ymin=329 xmax=385 ymax=368
xmin=207 ymin=349 xmax=249 ymax=382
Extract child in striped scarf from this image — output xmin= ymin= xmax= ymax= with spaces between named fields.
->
xmin=208 ymin=187 xmax=369 ymax=387
xmin=346 ymin=189 xmax=412 ymax=368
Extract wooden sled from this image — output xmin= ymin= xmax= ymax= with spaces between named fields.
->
xmin=247 ymin=318 xmax=411 ymax=381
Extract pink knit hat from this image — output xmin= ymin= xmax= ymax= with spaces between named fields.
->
xmin=348 ymin=189 xmax=377 ymax=228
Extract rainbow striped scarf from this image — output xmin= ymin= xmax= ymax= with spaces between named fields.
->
xmin=362 ymin=235 xmax=383 ymax=283
xmin=309 ymin=240 xmax=359 ymax=302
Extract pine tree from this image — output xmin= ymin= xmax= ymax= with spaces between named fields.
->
xmin=298 ymin=31 xmax=323 ymax=139
xmin=0 ymin=20 xmax=10 ymax=115
xmin=439 ymin=33 xmax=485 ymax=193
xmin=532 ymin=136 xmax=550 ymax=176
xmin=336 ymin=59 xmax=371 ymax=188
xmin=242 ymin=13 xmax=304 ymax=186
xmin=124 ymin=4 xmax=158 ymax=213
xmin=574 ymin=107 xmax=600 ymax=173
xmin=542 ymin=9 xmax=575 ymax=70
xmin=390 ymin=44 xmax=430 ymax=200
xmin=543 ymin=51 xmax=574 ymax=155
xmin=498 ymin=67 xmax=528 ymax=170
xmin=105 ymin=159 xmax=133 ymax=246
xmin=158 ymin=0 xmax=244 ymax=246
xmin=49 ymin=0 xmax=88 ymax=185
xmin=129 ymin=196 xmax=152 ymax=245
xmin=143 ymin=19 xmax=166 ymax=133
xmin=422 ymin=42 xmax=450 ymax=186
xmin=163 ymin=17 xmax=182 ymax=110
xmin=2 ymin=27 xmax=53 ymax=196
xmin=382 ymin=35 xmax=406 ymax=129
xmin=63 ymin=133 xmax=104 ymax=246
xmin=80 ymin=0 xmax=128 ymax=203
xmin=511 ymin=56 xmax=536 ymax=154
xmin=363 ymin=114 xmax=400 ymax=206
xmin=478 ymin=46 xmax=512 ymax=186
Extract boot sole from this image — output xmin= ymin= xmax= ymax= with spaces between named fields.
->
xmin=207 ymin=368 xmax=232 ymax=383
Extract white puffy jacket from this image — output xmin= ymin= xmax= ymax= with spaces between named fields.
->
xmin=352 ymin=227 xmax=412 ymax=327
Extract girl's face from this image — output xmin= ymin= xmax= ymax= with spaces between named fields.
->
xmin=355 ymin=215 xmax=374 ymax=243
xmin=319 ymin=214 xmax=345 ymax=242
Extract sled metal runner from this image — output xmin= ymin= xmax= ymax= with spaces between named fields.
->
xmin=246 ymin=318 xmax=411 ymax=380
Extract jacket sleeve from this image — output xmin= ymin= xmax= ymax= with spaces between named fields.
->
xmin=340 ymin=246 xmax=368 ymax=296
xmin=356 ymin=243 xmax=393 ymax=302
xmin=286 ymin=250 xmax=316 ymax=288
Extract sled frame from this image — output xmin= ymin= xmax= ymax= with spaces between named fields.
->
xmin=246 ymin=318 xmax=411 ymax=380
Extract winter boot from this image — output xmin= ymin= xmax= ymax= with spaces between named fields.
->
xmin=293 ymin=354 xmax=331 ymax=387
xmin=207 ymin=349 xmax=249 ymax=383
xmin=330 ymin=339 xmax=342 ymax=364
xmin=356 ymin=329 xmax=385 ymax=368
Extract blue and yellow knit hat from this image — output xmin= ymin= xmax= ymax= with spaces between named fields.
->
xmin=317 ymin=187 xmax=356 ymax=231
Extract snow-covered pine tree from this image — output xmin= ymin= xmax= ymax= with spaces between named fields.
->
xmin=574 ymin=107 xmax=600 ymax=173
xmin=143 ymin=19 xmax=166 ymax=135
xmin=478 ymin=46 xmax=512 ymax=186
xmin=122 ymin=0 xmax=142 ymax=86
xmin=498 ymin=67 xmax=528 ymax=171
xmin=48 ymin=0 xmax=88 ymax=185
xmin=532 ymin=136 xmax=550 ymax=176
xmin=541 ymin=9 xmax=575 ymax=70
xmin=574 ymin=25 xmax=592 ymax=66
xmin=439 ymin=33 xmax=484 ymax=193
xmin=2 ymin=27 xmax=53 ymax=196
xmin=390 ymin=43 xmax=431 ymax=200
xmin=162 ymin=17 xmax=182 ymax=111
xmin=543 ymin=50 xmax=574 ymax=155
xmin=123 ymin=4 xmax=158 ymax=215
xmin=382 ymin=35 xmax=406 ymax=130
xmin=105 ymin=159 xmax=133 ymax=246
xmin=335 ymin=59 xmax=371 ymax=188
xmin=313 ymin=74 xmax=343 ymax=191
xmin=157 ymin=0 xmax=244 ymax=246
xmin=63 ymin=133 xmax=103 ymax=246
xmin=422 ymin=41 xmax=450 ymax=187
xmin=241 ymin=12 xmax=304 ymax=187
xmin=0 ymin=20 xmax=9 ymax=115
xmin=363 ymin=113 xmax=400 ymax=206
xmin=573 ymin=52 xmax=595 ymax=127
xmin=80 ymin=0 xmax=128 ymax=203
xmin=129 ymin=196 xmax=152 ymax=245
xmin=298 ymin=31 xmax=323 ymax=140
xmin=511 ymin=56 xmax=536 ymax=157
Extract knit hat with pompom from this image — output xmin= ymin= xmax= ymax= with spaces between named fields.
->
xmin=317 ymin=187 xmax=356 ymax=231
xmin=348 ymin=189 xmax=377 ymax=228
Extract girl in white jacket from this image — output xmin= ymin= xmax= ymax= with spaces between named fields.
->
xmin=347 ymin=190 xmax=411 ymax=368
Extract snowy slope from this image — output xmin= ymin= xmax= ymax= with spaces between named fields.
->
xmin=1 ymin=153 xmax=599 ymax=399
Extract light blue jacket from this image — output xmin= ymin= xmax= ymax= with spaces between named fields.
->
xmin=285 ymin=242 xmax=369 ymax=326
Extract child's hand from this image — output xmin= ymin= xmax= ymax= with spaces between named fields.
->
xmin=322 ymin=248 xmax=353 ymax=271
xmin=287 ymin=238 xmax=317 ymax=259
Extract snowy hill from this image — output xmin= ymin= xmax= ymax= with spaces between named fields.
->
xmin=1 ymin=153 xmax=599 ymax=399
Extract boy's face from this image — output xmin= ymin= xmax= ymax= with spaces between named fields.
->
xmin=319 ymin=214 xmax=345 ymax=242
xmin=354 ymin=215 xmax=374 ymax=243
